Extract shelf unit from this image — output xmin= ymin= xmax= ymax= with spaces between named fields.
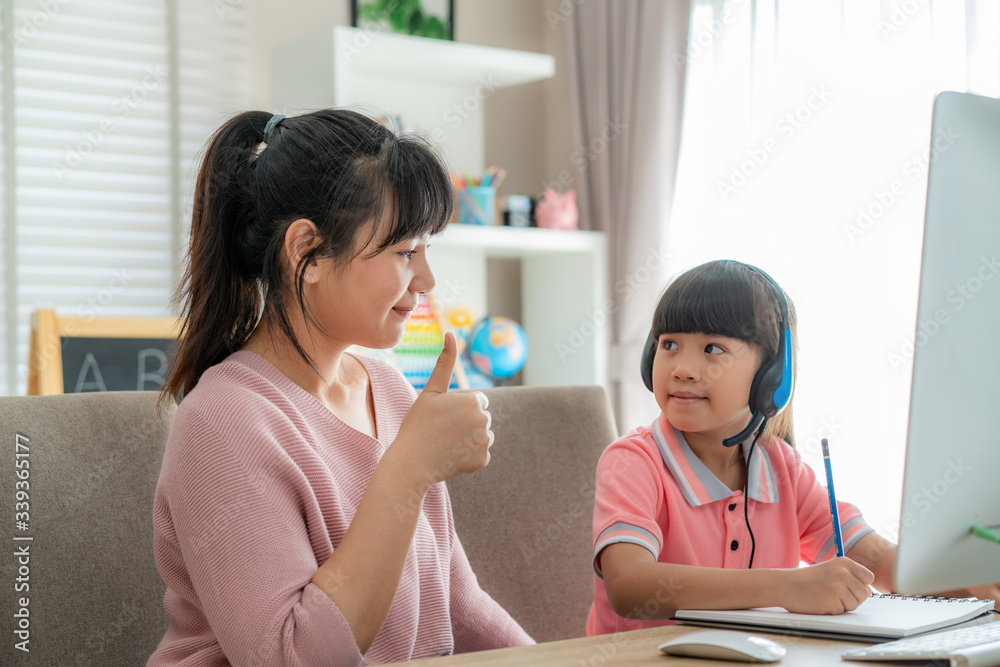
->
xmin=271 ymin=28 xmax=608 ymax=388
xmin=272 ymin=26 xmax=554 ymax=175
xmin=432 ymin=224 xmax=607 ymax=388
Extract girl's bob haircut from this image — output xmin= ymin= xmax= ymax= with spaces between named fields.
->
xmin=651 ymin=259 xmax=797 ymax=444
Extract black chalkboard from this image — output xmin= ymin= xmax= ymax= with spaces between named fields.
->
xmin=60 ymin=337 xmax=176 ymax=393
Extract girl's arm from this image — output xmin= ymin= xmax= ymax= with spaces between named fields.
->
xmin=846 ymin=533 xmax=1000 ymax=606
xmin=600 ymin=542 xmax=874 ymax=618
xmin=845 ymin=532 xmax=895 ymax=593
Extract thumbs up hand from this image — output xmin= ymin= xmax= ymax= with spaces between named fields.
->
xmin=391 ymin=333 xmax=494 ymax=489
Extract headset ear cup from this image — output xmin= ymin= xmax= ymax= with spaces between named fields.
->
xmin=751 ymin=359 xmax=783 ymax=417
xmin=640 ymin=330 xmax=656 ymax=392
xmin=750 ymin=328 xmax=792 ymax=418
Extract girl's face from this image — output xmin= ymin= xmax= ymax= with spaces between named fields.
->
xmin=652 ymin=331 xmax=761 ymax=447
xmin=304 ymin=234 xmax=436 ymax=351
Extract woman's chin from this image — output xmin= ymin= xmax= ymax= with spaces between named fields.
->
xmin=359 ymin=328 xmax=406 ymax=351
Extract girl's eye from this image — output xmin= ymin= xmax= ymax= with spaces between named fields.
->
xmin=705 ymin=343 xmax=725 ymax=355
xmin=400 ymin=249 xmax=417 ymax=260
xmin=660 ymin=339 xmax=677 ymax=351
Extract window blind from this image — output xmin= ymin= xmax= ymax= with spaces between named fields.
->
xmin=1 ymin=3 xmax=9 ymax=395
xmin=0 ymin=0 xmax=249 ymax=395
xmin=177 ymin=0 xmax=250 ymax=255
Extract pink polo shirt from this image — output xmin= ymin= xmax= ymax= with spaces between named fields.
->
xmin=586 ymin=413 xmax=873 ymax=636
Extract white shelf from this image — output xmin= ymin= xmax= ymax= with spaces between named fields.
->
xmin=435 ymin=224 xmax=605 ymax=256
xmin=337 ymin=27 xmax=555 ymax=88
xmin=272 ymin=28 xmax=555 ymax=175
xmin=429 ymin=225 xmax=608 ymax=389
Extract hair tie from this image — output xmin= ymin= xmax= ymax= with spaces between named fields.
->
xmin=262 ymin=114 xmax=286 ymax=142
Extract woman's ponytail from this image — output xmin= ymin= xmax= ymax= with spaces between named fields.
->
xmin=162 ymin=111 xmax=270 ymax=402
xmin=160 ymin=107 xmax=454 ymax=405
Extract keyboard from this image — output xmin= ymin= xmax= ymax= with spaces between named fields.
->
xmin=841 ymin=620 xmax=1000 ymax=666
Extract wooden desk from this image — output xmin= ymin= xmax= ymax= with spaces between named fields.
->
xmin=383 ymin=624 xmax=872 ymax=666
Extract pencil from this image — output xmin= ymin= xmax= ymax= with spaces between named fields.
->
xmin=822 ymin=438 xmax=846 ymax=557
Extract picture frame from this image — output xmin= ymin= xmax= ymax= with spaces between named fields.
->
xmin=351 ymin=0 xmax=454 ymax=41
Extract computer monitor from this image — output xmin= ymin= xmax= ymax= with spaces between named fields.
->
xmin=894 ymin=91 xmax=1000 ymax=595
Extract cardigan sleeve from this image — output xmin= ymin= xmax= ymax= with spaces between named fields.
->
xmin=153 ymin=407 xmax=364 ymax=667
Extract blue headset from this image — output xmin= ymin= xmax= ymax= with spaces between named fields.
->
xmin=640 ymin=264 xmax=794 ymax=447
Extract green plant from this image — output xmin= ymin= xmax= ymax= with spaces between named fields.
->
xmin=357 ymin=0 xmax=449 ymax=40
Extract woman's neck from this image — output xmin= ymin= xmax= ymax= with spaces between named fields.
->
xmin=241 ymin=317 xmax=365 ymax=409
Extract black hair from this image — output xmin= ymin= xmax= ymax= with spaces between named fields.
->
xmin=651 ymin=259 xmax=797 ymax=444
xmin=162 ymin=109 xmax=453 ymax=401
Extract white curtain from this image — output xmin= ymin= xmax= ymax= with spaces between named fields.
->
xmin=669 ymin=0 xmax=1000 ymax=537
xmin=564 ymin=0 xmax=691 ymax=432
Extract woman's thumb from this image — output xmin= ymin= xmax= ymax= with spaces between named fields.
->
xmin=421 ymin=332 xmax=457 ymax=395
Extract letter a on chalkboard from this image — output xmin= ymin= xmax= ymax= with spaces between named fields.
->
xmin=74 ymin=352 xmax=108 ymax=393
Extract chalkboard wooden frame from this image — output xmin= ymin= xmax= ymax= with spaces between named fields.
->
xmin=28 ymin=309 xmax=183 ymax=395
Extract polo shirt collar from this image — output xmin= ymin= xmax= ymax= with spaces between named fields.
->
xmin=650 ymin=414 xmax=780 ymax=507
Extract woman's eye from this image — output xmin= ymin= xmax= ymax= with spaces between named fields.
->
xmin=705 ymin=343 xmax=725 ymax=355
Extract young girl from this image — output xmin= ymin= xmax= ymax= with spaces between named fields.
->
xmin=587 ymin=259 xmax=998 ymax=635
xmin=150 ymin=110 xmax=531 ymax=665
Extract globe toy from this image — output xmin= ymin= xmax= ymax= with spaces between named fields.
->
xmin=467 ymin=316 xmax=529 ymax=379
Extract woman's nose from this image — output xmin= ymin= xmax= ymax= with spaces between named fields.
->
xmin=411 ymin=254 xmax=436 ymax=294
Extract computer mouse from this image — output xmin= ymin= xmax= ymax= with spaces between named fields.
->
xmin=658 ymin=630 xmax=787 ymax=663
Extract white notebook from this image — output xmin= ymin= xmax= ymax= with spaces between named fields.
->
xmin=674 ymin=595 xmax=996 ymax=641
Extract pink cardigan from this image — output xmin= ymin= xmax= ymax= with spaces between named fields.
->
xmin=149 ymin=351 xmax=532 ymax=666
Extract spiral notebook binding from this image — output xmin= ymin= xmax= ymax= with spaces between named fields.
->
xmin=870 ymin=592 xmax=987 ymax=603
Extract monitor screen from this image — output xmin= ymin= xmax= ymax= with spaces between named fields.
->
xmin=894 ymin=91 xmax=1000 ymax=594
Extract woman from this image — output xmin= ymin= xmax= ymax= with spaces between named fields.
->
xmin=149 ymin=109 xmax=532 ymax=665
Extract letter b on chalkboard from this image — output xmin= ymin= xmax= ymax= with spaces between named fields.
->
xmin=63 ymin=338 xmax=175 ymax=393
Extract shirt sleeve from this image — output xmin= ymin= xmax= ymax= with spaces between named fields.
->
xmin=442 ymin=486 xmax=535 ymax=652
xmin=789 ymin=445 xmax=875 ymax=565
xmin=591 ymin=437 xmax=665 ymax=578
xmin=155 ymin=408 xmax=364 ymax=667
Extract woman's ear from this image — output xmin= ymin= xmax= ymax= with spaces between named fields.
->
xmin=283 ymin=218 xmax=323 ymax=283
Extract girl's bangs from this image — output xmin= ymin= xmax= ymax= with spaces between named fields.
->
xmin=653 ymin=262 xmax=769 ymax=348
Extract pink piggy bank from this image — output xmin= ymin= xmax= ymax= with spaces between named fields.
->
xmin=535 ymin=189 xmax=579 ymax=230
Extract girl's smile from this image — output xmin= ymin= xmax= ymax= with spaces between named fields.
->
xmin=668 ymin=391 xmax=705 ymax=405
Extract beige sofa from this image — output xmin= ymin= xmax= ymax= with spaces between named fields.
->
xmin=0 ymin=385 xmax=616 ymax=664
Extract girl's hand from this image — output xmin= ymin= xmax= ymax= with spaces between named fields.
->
xmin=940 ymin=581 xmax=1000 ymax=607
xmin=965 ymin=582 xmax=1000 ymax=606
xmin=779 ymin=557 xmax=875 ymax=614
xmin=390 ymin=332 xmax=493 ymax=488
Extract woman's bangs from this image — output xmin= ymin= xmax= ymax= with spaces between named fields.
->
xmin=379 ymin=137 xmax=454 ymax=248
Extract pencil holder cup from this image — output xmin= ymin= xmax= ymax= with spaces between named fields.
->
xmin=458 ymin=186 xmax=496 ymax=225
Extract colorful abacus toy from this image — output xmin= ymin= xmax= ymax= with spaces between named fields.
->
xmin=393 ymin=294 xmax=454 ymax=390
